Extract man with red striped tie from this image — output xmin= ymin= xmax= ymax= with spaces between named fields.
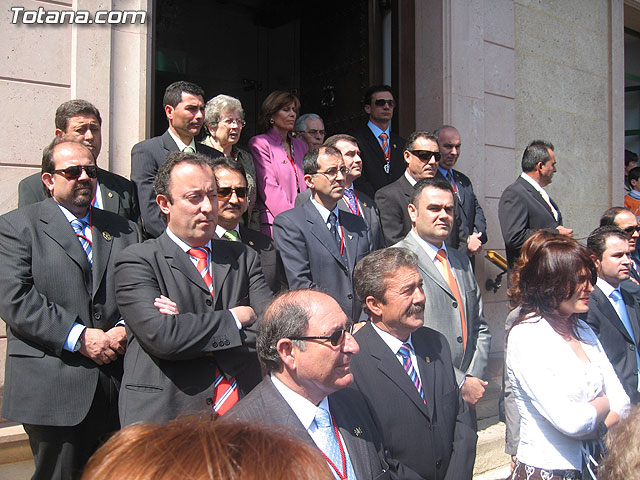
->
xmin=114 ymin=151 xmax=273 ymax=426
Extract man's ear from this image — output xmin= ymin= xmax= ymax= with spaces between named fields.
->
xmin=276 ymin=338 xmax=296 ymax=371
xmin=304 ymin=173 xmax=315 ymax=190
xmin=165 ymin=104 xmax=175 ymax=122
xmin=590 ymin=254 xmax=602 ymax=273
xmin=364 ymin=104 xmax=371 ymax=116
xmin=41 ymin=172 xmax=55 ymax=196
xmin=156 ymin=194 xmax=171 ymax=215
xmin=365 ymin=295 xmax=384 ymax=318
xmin=408 ymin=202 xmax=418 ymax=225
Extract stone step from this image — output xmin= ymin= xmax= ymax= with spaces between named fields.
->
xmin=474 ymin=418 xmax=511 ymax=478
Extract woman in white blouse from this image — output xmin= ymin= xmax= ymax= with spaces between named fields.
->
xmin=506 ymin=236 xmax=629 ymax=479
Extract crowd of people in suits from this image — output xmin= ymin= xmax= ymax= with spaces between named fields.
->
xmin=2 ymin=78 xmax=640 ymax=480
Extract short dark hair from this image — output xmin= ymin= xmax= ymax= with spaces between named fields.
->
xmin=521 ymin=140 xmax=554 ymax=172
xmin=163 ymin=81 xmax=205 ymax=108
xmin=363 ymin=85 xmax=394 ymax=106
xmin=409 ymin=177 xmax=454 ymax=206
xmin=154 ymin=151 xmax=216 ymax=223
xmin=405 ymin=131 xmax=438 ymax=151
xmin=625 ymin=149 xmax=638 ymax=167
xmin=302 ymin=145 xmax=342 ymax=175
xmin=324 ymin=134 xmax=358 ymax=148
xmin=258 ymin=91 xmax=301 ymax=133
xmin=600 ymin=207 xmax=632 ymax=227
xmin=41 ymin=139 xmax=95 ymax=197
xmin=587 ymin=225 xmax=629 ymax=261
xmin=55 ymin=100 xmax=102 ymax=131
xmin=258 ymin=290 xmax=316 ymax=372
xmin=211 ymin=156 xmax=247 ymax=182
xmin=353 ymin=248 xmax=419 ymax=316
xmin=628 ymin=166 xmax=640 ymax=183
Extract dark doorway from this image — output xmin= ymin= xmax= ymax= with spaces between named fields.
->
xmin=153 ymin=0 xmax=376 ymax=145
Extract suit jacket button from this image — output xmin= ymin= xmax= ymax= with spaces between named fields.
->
xmin=225 ymin=339 xmax=230 ymax=345
xmin=436 ymin=460 xmax=442 ymax=469
xmin=206 ymin=299 xmax=212 ymax=306
xmin=205 ymin=397 xmax=214 ymax=405
xmin=93 ymin=312 xmax=101 ymax=320
xmin=457 ymin=336 xmax=463 ymax=343
xmin=213 ymin=342 xmax=218 ymax=348
xmin=630 ymin=345 xmax=636 ymax=351
xmin=347 ymin=293 xmax=353 ymax=299
xmin=452 ymin=301 xmax=458 ymax=308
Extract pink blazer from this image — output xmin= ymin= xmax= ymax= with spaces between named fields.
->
xmin=249 ymin=128 xmax=308 ymax=236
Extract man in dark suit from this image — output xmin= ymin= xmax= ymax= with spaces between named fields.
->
xmin=212 ymin=157 xmax=286 ymax=294
xmin=0 ymin=140 xmax=141 ymax=479
xmin=18 ymin=99 xmax=140 ymax=223
xmin=498 ymin=140 xmax=573 ymax=269
xmin=350 ymin=248 xmax=477 ymax=479
xmin=599 ymin=207 xmax=640 ymax=287
xmin=273 ymin=145 xmax=372 ymax=321
xmin=296 ymin=134 xmax=386 ymax=249
xmin=375 ymin=131 xmax=469 ymax=251
xmin=434 ymin=125 xmax=486 ymax=261
xmin=583 ymin=226 xmax=640 ymax=404
xmin=131 ymin=81 xmax=221 ymax=238
xmin=394 ymin=178 xmax=491 ymax=418
xmin=115 ymin=151 xmax=272 ymax=426
xmin=351 ymin=85 xmax=406 ymax=198
xmin=229 ymin=289 xmax=393 ymax=480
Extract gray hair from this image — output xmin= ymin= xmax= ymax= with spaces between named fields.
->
xmin=294 ymin=113 xmax=323 ymax=133
xmin=204 ymin=94 xmax=244 ymax=133
xmin=257 ymin=290 xmax=317 ymax=372
xmin=353 ymin=248 xmax=419 ymax=316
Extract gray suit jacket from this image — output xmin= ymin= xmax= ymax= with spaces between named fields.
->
xmin=295 ymin=188 xmax=386 ymax=250
xmin=0 ymin=199 xmax=141 ymax=426
xmin=394 ymin=232 xmax=492 ymax=383
xmin=229 ymin=375 xmax=392 ymax=480
xmin=273 ymin=200 xmax=372 ymax=321
xmin=130 ymin=131 xmax=221 ymax=238
xmin=114 ymin=233 xmax=272 ymax=426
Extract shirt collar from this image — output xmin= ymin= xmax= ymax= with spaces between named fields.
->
xmin=409 ymin=229 xmax=445 ymax=262
xmin=271 ymin=374 xmax=327 ymax=430
xmin=215 ymin=224 xmax=240 ymax=240
xmin=56 ymin=203 xmax=90 ymax=224
xmin=371 ymin=322 xmax=414 ymax=354
xmin=367 ymin=120 xmax=390 ymax=139
xmin=438 ymin=165 xmax=452 ymax=178
xmin=310 ymin=197 xmax=340 ymax=225
xmin=520 ymin=172 xmax=546 ymax=195
xmin=596 ymin=277 xmax=618 ymax=298
xmin=167 ymin=128 xmax=196 ymax=152
xmin=404 ymin=170 xmax=418 ymax=186
xmin=165 ymin=227 xmax=212 ymax=253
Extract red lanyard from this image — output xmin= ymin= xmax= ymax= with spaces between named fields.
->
xmin=338 ymin=224 xmax=344 ymax=255
xmin=284 ymin=140 xmax=301 ymax=193
xmin=318 ymin=412 xmax=348 ymax=479
xmin=343 ymin=193 xmax=361 ymax=217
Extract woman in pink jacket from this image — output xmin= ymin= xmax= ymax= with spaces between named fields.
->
xmin=249 ymin=91 xmax=308 ymax=236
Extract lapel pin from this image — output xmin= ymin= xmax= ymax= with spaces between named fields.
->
xmin=425 ymin=356 xmax=431 ymax=363
xmin=107 ymin=192 xmax=113 ymax=198
xmin=362 ymin=202 xmax=368 ymax=207
xmin=353 ymin=427 xmax=363 ymax=437
xmin=102 ymin=232 xmax=112 ymax=241
xmin=248 ymin=240 xmax=255 ymax=246
xmin=348 ymin=234 xmax=353 ymax=240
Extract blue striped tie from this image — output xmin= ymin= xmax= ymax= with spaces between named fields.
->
xmin=70 ymin=218 xmax=92 ymax=266
xmin=398 ymin=343 xmax=425 ymax=402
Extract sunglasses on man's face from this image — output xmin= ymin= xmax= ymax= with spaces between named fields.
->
xmin=289 ymin=324 xmax=354 ymax=347
xmin=409 ymin=150 xmax=441 ymax=163
xmin=374 ymin=99 xmax=395 ymax=108
xmin=52 ymin=165 xmax=98 ymax=180
xmin=217 ymin=186 xmax=248 ymax=199
xmin=623 ymin=225 xmax=640 ymax=236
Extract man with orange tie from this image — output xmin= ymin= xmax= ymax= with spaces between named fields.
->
xmin=351 ymin=85 xmax=405 ymax=198
xmin=394 ymin=177 xmax=491 ymax=421
xmin=115 ymin=151 xmax=272 ymax=426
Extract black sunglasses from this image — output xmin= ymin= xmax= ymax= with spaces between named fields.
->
xmin=217 ymin=187 xmax=248 ymax=199
xmin=409 ymin=150 xmax=441 ymax=162
xmin=374 ymin=99 xmax=395 ymax=107
xmin=289 ymin=324 xmax=354 ymax=347
xmin=623 ymin=225 xmax=640 ymax=236
xmin=52 ymin=165 xmax=98 ymax=180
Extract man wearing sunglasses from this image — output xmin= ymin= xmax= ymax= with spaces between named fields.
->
xmin=273 ymin=146 xmax=372 ymax=322
xmin=230 ymin=289 xmax=397 ymax=479
xmin=600 ymin=207 xmax=640 ymax=286
xmin=212 ymin=157 xmax=287 ymax=294
xmin=115 ymin=151 xmax=272 ymax=427
xmin=351 ymin=85 xmax=406 ymax=198
xmin=349 ymin=248 xmax=477 ymax=479
xmin=18 ymin=99 xmax=140 ymax=224
xmin=0 ymin=139 xmax=141 ymax=479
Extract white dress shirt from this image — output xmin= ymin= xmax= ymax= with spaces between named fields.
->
xmin=520 ymin=172 xmax=559 ymax=221
xmin=167 ymin=128 xmax=196 ymax=152
xmin=371 ymin=323 xmax=421 ymax=379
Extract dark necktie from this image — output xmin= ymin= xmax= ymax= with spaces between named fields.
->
xmin=328 ymin=212 xmax=341 ymax=250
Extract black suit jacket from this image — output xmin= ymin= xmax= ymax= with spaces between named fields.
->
xmin=229 ymin=375 xmax=392 ymax=480
xmin=237 ymin=225 xmax=287 ymax=294
xmin=295 ymin=188 xmax=386 ymax=250
xmin=114 ymin=233 xmax=273 ymax=426
xmin=272 ymin=201 xmax=372 ymax=321
xmin=498 ymin=176 xmax=563 ymax=268
xmin=349 ymin=323 xmax=477 ymax=480
xmin=0 ymin=199 xmax=141 ymax=426
xmin=351 ymin=125 xmax=405 ymax=198
xmin=18 ymin=169 xmax=140 ymax=224
xmin=581 ymin=285 xmax=640 ymax=404
xmin=436 ymin=169 xmax=487 ymax=243
xmin=130 ymin=131 xmax=222 ymax=238
xmin=375 ymin=174 xmax=467 ymax=251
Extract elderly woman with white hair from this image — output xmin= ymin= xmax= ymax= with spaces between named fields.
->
xmin=201 ymin=94 xmax=258 ymax=228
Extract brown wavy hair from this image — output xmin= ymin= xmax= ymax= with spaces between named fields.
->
xmin=258 ymin=90 xmax=301 ymax=133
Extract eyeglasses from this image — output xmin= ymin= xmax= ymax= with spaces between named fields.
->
xmin=374 ymin=99 xmax=395 ymax=108
xmin=306 ymin=129 xmax=325 ymax=136
xmin=313 ymin=166 xmax=349 ymax=181
xmin=220 ymin=118 xmax=246 ymax=127
xmin=622 ymin=225 xmax=640 ymax=236
xmin=289 ymin=324 xmax=354 ymax=347
xmin=409 ymin=150 xmax=441 ymax=163
xmin=52 ymin=165 xmax=98 ymax=180
xmin=217 ymin=187 xmax=248 ymax=199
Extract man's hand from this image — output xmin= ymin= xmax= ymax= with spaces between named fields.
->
xmin=556 ymin=226 xmax=573 ymax=236
xmin=79 ymin=328 xmax=119 ymax=365
xmin=105 ymin=325 xmax=127 ymax=355
xmin=154 ymin=295 xmax=179 ymax=315
xmin=230 ymin=306 xmax=257 ymax=327
xmin=466 ymin=232 xmax=483 ymax=256
xmin=460 ymin=375 xmax=488 ymax=406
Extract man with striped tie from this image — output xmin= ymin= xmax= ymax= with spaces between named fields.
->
xmin=0 ymin=139 xmax=141 ymax=479
xmin=348 ymin=247 xmax=477 ymax=480
xmin=115 ymin=151 xmax=272 ymax=426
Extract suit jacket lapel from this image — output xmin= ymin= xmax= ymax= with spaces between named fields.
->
xmin=339 ymin=212 xmax=361 ymax=273
xmin=161 ymin=234 xmax=211 ymax=296
xmin=518 ymin=177 xmax=557 ymax=222
xmin=90 ymin=209 xmax=114 ymax=297
xmin=211 ymin=243 xmax=232 ymax=307
xmin=403 ymin=234 xmax=454 ymax=299
xmin=621 ymin=288 xmax=640 ymax=345
xmin=592 ymin=287 xmax=634 ymax=342
xmin=305 ymin=202 xmax=347 ymax=269
xmin=330 ymin=399 xmax=373 ymax=480
xmin=97 ymin=170 xmax=119 ymax=214
xmin=161 ymin=130 xmax=180 ymax=154
xmin=411 ymin=331 xmax=436 ymax=420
